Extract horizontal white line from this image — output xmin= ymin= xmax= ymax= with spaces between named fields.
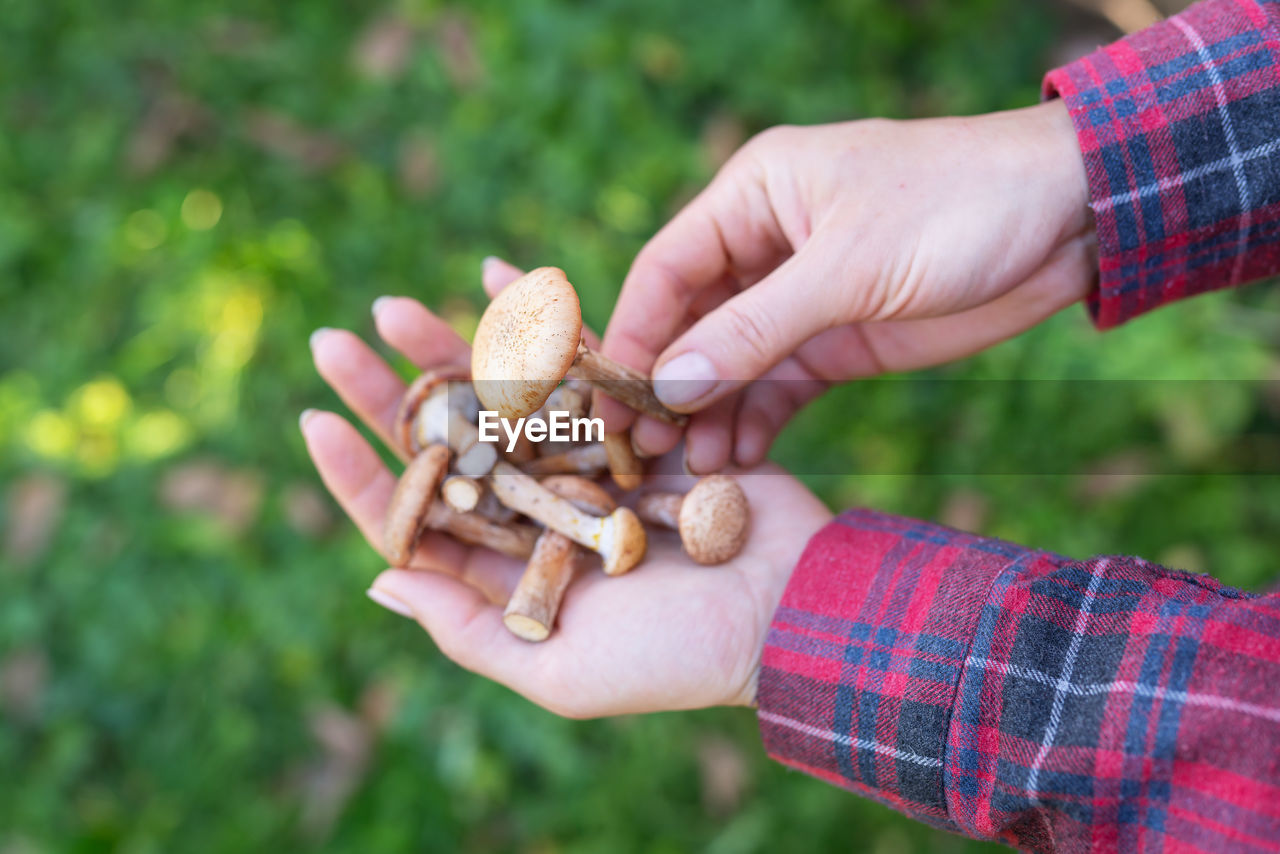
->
xmin=1093 ymin=137 xmax=1280 ymax=213
xmin=966 ymin=656 xmax=1280 ymax=724
xmin=759 ymin=710 xmax=944 ymax=768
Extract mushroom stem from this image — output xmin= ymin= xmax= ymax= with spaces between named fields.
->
xmin=423 ymin=502 xmax=537 ymax=559
xmin=634 ymin=475 xmax=750 ymax=565
xmin=603 ymin=430 xmax=644 ymax=490
xmin=503 ymin=530 xmax=578 ymax=642
xmin=384 ymin=444 xmax=536 ymax=564
xmin=489 ymin=462 xmax=646 ymax=575
xmin=634 ymin=492 xmax=682 ymax=528
xmin=523 ymin=442 xmax=609 ymax=475
xmin=570 ymin=342 xmax=687 ymax=425
xmin=441 ymin=475 xmax=483 ymax=513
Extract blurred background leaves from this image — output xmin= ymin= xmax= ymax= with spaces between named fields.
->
xmin=2 ymin=0 xmax=1276 ymax=851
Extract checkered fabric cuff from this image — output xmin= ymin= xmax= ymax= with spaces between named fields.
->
xmin=1044 ymin=0 xmax=1280 ymax=329
xmin=756 ymin=509 xmax=1070 ymax=835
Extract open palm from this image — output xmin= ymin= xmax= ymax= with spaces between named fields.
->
xmin=302 ymin=267 xmax=831 ymax=717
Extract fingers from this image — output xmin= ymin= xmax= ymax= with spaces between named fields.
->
xmin=683 ymin=396 xmax=737 ymax=475
xmin=370 ymin=568 xmax=541 ymax=686
xmin=732 ymin=358 xmax=827 ymax=467
xmin=600 ymin=159 xmax=790 ymax=419
xmin=301 ymin=409 xmax=441 ymax=564
xmin=311 ymin=328 xmax=410 ymax=460
xmin=372 ymin=296 xmax=472 ymax=371
xmin=650 ymin=247 xmax=830 ymax=413
xmin=481 ymin=256 xmax=525 ymax=298
xmin=303 ymin=409 xmax=524 ymax=601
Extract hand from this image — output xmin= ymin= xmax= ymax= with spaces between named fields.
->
xmin=302 ymin=283 xmax=832 ymax=717
xmin=599 ymin=100 xmax=1094 ymax=472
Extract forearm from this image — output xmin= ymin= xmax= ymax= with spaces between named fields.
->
xmin=758 ymin=509 xmax=1280 ymax=851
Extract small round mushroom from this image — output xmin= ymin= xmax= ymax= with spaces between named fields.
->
xmin=635 ymin=475 xmax=750 ymax=565
xmin=384 ymin=444 xmax=537 ymax=564
xmin=471 ymin=267 xmax=687 ymax=424
xmin=488 ymin=461 xmax=646 ymax=575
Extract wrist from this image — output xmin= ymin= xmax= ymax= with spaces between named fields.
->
xmin=1024 ymin=98 xmax=1092 ymax=241
xmin=728 ymin=495 xmax=834 ymax=709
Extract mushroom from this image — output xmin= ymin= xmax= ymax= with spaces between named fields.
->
xmin=488 ymin=461 xmax=646 ymax=575
xmin=503 ymin=529 xmax=578 ymax=642
xmin=383 ymin=445 xmax=537 ymax=564
xmin=634 ymin=475 xmax=750 ymax=565
xmin=395 ymin=368 xmax=497 ymax=476
xmin=523 ymin=442 xmax=609 ymax=475
xmin=540 ymin=474 xmax=616 ymax=515
xmin=471 ymin=267 xmax=687 ymax=425
xmin=501 ymin=474 xmax=618 ymax=642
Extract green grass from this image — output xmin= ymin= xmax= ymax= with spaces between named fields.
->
xmin=2 ymin=0 xmax=1277 ymax=851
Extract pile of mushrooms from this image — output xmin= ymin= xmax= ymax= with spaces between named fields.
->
xmin=382 ymin=267 xmax=751 ymax=642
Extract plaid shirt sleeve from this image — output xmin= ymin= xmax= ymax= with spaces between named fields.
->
xmin=758 ymin=509 xmax=1280 ymax=851
xmin=1043 ymin=0 xmax=1280 ymax=328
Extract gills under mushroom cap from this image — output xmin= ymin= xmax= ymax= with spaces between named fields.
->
xmin=471 ymin=267 xmax=583 ymax=419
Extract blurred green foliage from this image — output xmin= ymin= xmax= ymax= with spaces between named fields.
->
xmin=1 ymin=0 xmax=1277 ymax=851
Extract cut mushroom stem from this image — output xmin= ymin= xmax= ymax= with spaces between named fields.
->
xmin=523 ymin=442 xmax=609 ymax=475
xmin=489 ymin=461 xmax=646 ymax=575
xmin=501 ymin=474 xmax=611 ymax=640
xmin=441 ymin=475 xmax=483 ymax=513
xmin=384 ymin=445 xmax=536 ymax=564
xmin=471 ymin=267 xmax=687 ymax=425
xmin=503 ymin=529 xmax=578 ymax=642
xmin=603 ymin=430 xmax=644 ymax=490
xmin=634 ymin=475 xmax=750 ymax=565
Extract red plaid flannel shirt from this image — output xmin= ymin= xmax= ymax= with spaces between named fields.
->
xmin=758 ymin=2 xmax=1280 ymax=850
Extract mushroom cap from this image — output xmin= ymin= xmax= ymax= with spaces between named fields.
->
xmin=540 ymin=474 xmax=617 ymax=516
xmin=600 ymin=506 xmax=646 ymax=576
xmin=383 ymin=444 xmax=450 ymax=566
xmin=395 ymin=365 xmax=470 ymax=455
xmin=471 ymin=267 xmax=583 ymax=419
xmin=678 ymin=475 xmax=749 ymax=565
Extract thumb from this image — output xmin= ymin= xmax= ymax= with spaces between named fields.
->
xmin=651 ymin=249 xmax=832 ymax=413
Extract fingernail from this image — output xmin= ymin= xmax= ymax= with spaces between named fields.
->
xmin=299 ymin=408 xmax=318 ymax=431
xmin=481 ymin=255 xmax=500 ymax=273
xmin=367 ymin=586 xmax=415 ymax=619
xmin=309 ymin=327 xmax=334 ymax=352
xmin=653 ymin=352 xmax=718 ymax=407
xmin=371 ymin=296 xmax=393 ymax=318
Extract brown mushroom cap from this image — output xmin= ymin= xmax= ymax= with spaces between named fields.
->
xmin=540 ymin=474 xmax=617 ymax=516
xmin=383 ymin=444 xmax=450 ymax=566
xmin=471 ymin=267 xmax=583 ymax=419
xmin=395 ymin=365 xmax=470 ymax=455
xmin=677 ymin=475 xmax=749 ymax=565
